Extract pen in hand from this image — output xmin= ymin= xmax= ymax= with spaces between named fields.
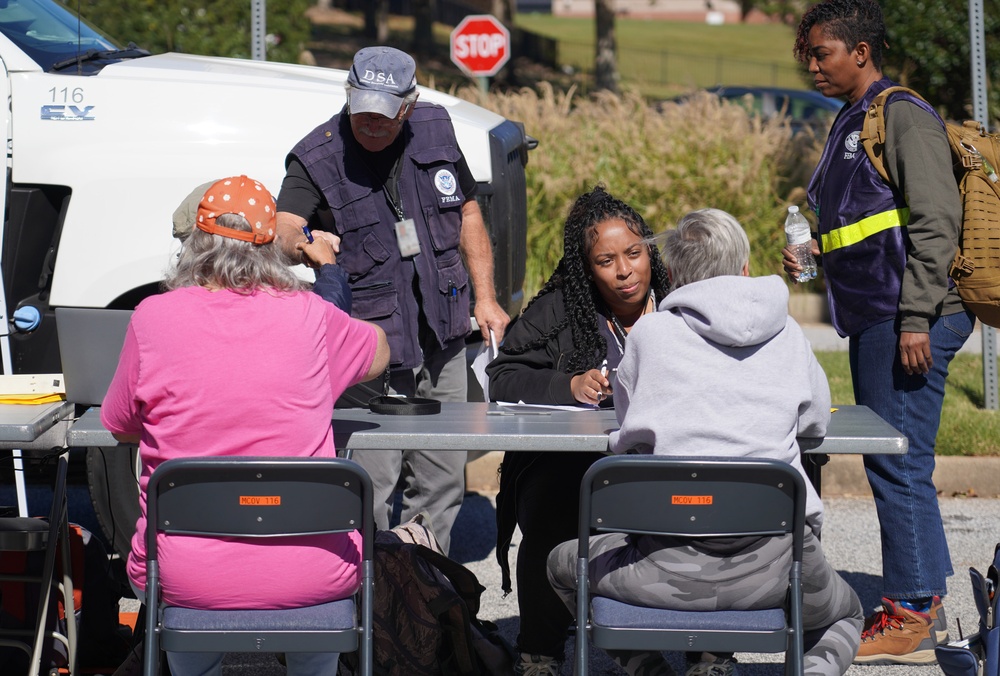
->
xmin=302 ymin=225 xmax=314 ymax=243
xmin=597 ymin=359 xmax=609 ymax=402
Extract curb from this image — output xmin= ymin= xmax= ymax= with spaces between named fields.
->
xmin=821 ymin=454 xmax=1000 ymax=498
xmin=465 ymin=451 xmax=504 ymax=494
xmin=466 ymin=451 xmax=1000 ymax=498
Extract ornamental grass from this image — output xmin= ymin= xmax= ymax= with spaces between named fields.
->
xmin=460 ymin=84 xmax=827 ymax=298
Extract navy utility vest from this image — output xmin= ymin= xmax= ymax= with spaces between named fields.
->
xmin=807 ymin=78 xmax=942 ymax=337
xmin=289 ymin=104 xmax=472 ymax=369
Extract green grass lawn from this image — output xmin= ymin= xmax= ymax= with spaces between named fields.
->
xmin=515 ymin=14 xmax=798 ymax=60
xmin=515 ymin=14 xmax=807 ymax=93
xmin=815 ymin=352 xmax=1000 ymax=457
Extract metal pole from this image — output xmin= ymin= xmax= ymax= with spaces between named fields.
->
xmin=251 ymin=0 xmax=266 ymax=61
xmin=968 ymin=0 xmax=998 ymax=410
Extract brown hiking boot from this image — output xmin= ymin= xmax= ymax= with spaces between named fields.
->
xmin=853 ymin=598 xmax=941 ymax=665
xmin=929 ymin=595 xmax=950 ymax=644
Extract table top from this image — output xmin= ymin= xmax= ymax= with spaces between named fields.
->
xmin=0 ymin=401 xmax=74 ymax=444
xmin=331 ymin=403 xmax=906 ymax=455
xmin=66 ymin=402 xmax=907 ymax=455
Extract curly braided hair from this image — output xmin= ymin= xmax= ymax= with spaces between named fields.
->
xmin=793 ymin=0 xmax=886 ymax=71
xmin=500 ymin=186 xmax=670 ymax=373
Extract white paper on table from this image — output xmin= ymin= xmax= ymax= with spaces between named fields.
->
xmin=496 ymin=401 xmax=602 ymax=412
xmin=471 ymin=329 xmax=499 ymax=400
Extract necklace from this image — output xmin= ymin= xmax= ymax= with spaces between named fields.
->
xmin=607 ymin=291 xmax=654 ymax=355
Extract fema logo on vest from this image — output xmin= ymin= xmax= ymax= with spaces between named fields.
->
xmin=363 ymin=69 xmax=399 ymax=90
xmin=434 ymin=169 xmax=462 ymax=206
xmin=843 ymin=131 xmax=860 ymax=160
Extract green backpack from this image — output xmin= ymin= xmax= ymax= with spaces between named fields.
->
xmin=860 ymin=85 xmax=1000 ymax=328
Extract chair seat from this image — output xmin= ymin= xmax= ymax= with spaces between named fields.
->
xmin=160 ymin=597 xmax=360 ymax=654
xmin=592 ymin=596 xmax=787 ymax=632
xmin=163 ymin=598 xmax=357 ymax=632
xmin=0 ymin=517 xmax=50 ymax=550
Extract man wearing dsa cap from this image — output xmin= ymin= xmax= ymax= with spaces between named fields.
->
xmin=276 ymin=46 xmax=510 ymax=554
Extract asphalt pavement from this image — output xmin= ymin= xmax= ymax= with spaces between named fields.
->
xmin=5 ymin=462 xmax=997 ymax=676
xmin=109 ymin=487 xmax=999 ymax=675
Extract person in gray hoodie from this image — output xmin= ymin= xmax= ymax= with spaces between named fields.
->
xmin=547 ymin=208 xmax=863 ymax=676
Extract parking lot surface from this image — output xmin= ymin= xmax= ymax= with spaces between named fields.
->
xmin=201 ymin=490 xmax=998 ymax=675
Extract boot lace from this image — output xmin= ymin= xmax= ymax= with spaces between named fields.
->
xmin=861 ymin=609 xmax=906 ymax=640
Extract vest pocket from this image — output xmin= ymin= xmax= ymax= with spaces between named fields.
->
xmin=328 ymin=179 xmax=380 ymax=233
xmin=352 ymin=283 xmax=404 ymax=352
xmin=347 ymin=231 xmax=390 ymax=280
xmin=327 ymin=181 xmax=395 ymax=280
xmin=436 ymin=254 xmax=471 ymax=341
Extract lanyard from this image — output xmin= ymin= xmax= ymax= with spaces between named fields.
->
xmin=383 ymin=153 xmax=406 ymax=220
xmin=606 ymin=290 xmax=655 ymax=355
xmin=356 ymin=143 xmax=406 ymax=221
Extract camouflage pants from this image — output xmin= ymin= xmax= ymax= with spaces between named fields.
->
xmin=547 ymin=530 xmax=862 ymax=676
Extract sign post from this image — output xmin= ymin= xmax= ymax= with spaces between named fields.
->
xmin=450 ymin=15 xmax=511 ymax=93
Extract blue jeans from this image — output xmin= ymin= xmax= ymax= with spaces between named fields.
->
xmin=849 ymin=310 xmax=974 ymax=600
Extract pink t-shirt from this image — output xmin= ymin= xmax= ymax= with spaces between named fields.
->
xmin=101 ymin=286 xmax=378 ymax=609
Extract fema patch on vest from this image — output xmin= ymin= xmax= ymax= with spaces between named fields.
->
xmin=843 ymin=131 xmax=860 ymax=160
xmin=434 ymin=169 xmax=462 ymax=206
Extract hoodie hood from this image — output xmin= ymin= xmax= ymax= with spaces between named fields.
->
xmin=659 ymin=275 xmax=790 ymax=348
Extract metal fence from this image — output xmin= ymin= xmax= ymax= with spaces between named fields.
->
xmin=555 ymin=39 xmax=806 ymax=91
xmin=334 ymin=3 xmax=804 ymax=92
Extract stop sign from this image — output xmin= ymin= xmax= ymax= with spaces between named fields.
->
xmin=450 ymin=15 xmax=510 ymax=78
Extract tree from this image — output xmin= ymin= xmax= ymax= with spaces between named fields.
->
xmin=412 ymin=0 xmax=435 ymax=57
xmin=594 ymin=0 xmax=619 ymax=93
xmin=880 ymin=0 xmax=1000 ymax=123
xmin=80 ymin=0 xmax=311 ymax=64
xmin=364 ymin=0 xmax=389 ymax=43
xmin=490 ymin=0 xmax=516 ymax=23
xmin=735 ymin=0 xmax=801 ymax=23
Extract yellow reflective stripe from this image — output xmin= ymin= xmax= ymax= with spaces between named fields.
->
xmin=821 ymin=208 xmax=909 ymax=253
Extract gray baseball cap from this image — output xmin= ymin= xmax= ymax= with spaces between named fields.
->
xmin=172 ymin=180 xmax=216 ymax=240
xmin=346 ymin=46 xmax=417 ymax=118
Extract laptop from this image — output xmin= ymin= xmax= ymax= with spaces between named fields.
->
xmin=55 ymin=307 xmax=133 ymax=406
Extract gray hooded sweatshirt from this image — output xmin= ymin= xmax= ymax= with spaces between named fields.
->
xmin=610 ymin=274 xmax=830 ymax=531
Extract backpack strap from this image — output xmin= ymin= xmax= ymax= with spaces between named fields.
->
xmin=860 ymin=85 xmax=928 ymax=186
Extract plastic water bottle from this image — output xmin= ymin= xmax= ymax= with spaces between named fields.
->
xmin=784 ymin=206 xmax=817 ymax=282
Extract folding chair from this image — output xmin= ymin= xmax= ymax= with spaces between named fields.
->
xmin=574 ymin=456 xmax=806 ymax=676
xmin=142 ymin=457 xmax=374 ymax=676
xmin=0 ymin=450 xmax=78 ymax=676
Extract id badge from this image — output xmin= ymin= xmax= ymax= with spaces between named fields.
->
xmin=394 ymin=218 xmax=421 ymax=258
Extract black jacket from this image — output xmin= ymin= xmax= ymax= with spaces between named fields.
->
xmin=487 ymin=287 xmax=605 ymax=594
xmin=486 ymin=288 xmax=580 ymax=405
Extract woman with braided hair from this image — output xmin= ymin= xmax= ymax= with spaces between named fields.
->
xmin=487 ymin=185 xmax=670 ymax=675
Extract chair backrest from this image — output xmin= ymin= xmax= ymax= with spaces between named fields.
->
xmin=578 ymin=456 xmax=805 ymax=558
xmin=146 ymin=457 xmax=373 ymax=562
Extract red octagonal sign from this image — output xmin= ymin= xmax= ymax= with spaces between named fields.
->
xmin=451 ymin=14 xmax=510 ymax=78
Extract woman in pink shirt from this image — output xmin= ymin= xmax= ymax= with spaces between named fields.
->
xmin=101 ymin=176 xmax=389 ymax=676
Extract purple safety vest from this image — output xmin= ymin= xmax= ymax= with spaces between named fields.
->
xmin=289 ymin=103 xmax=472 ymax=369
xmin=807 ymin=77 xmax=942 ymax=337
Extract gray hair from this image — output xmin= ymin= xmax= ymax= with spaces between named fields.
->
xmin=664 ymin=208 xmax=751 ymax=290
xmin=164 ymin=213 xmax=309 ymax=294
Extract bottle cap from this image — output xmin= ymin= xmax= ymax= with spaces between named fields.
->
xmin=788 ymin=205 xmax=800 ymax=214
